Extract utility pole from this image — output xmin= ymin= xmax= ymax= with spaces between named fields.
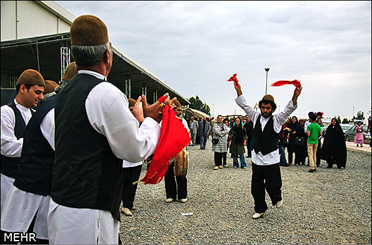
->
xmin=265 ymin=68 xmax=270 ymax=95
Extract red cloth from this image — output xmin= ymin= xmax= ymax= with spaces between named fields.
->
xmin=158 ymin=95 xmax=166 ymax=103
xmin=228 ymin=73 xmax=239 ymax=84
xmin=141 ymin=105 xmax=191 ymax=184
xmin=271 ymin=79 xmax=301 ymax=87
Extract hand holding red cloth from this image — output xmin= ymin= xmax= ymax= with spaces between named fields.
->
xmin=271 ymin=79 xmax=301 ymax=87
xmin=141 ymin=104 xmax=191 ymax=184
xmin=228 ymin=74 xmax=239 ymax=84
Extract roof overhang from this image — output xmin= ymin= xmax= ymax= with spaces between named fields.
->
xmin=1 ymin=32 xmax=189 ymax=105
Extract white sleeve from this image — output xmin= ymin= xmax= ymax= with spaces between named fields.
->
xmin=273 ymin=100 xmax=298 ymax=133
xmin=86 ymin=83 xmax=161 ymax=163
xmin=235 ymin=95 xmax=260 ymax=126
xmin=1 ymin=106 xmax=23 ymax=157
xmin=40 ymin=109 xmax=55 ymax=151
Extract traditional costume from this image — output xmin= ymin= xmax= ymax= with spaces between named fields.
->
xmin=1 ymin=69 xmax=45 ymax=215
xmin=47 ymin=15 xmax=161 ymax=244
xmin=236 ymin=93 xmax=297 ymax=216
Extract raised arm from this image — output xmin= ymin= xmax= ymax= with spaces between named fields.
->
xmin=234 ymin=82 xmax=242 ymax=97
xmin=292 ymin=86 xmax=302 ymax=106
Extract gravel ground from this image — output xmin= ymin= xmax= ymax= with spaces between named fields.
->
xmin=119 ymin=141 xmax=371 ymax=244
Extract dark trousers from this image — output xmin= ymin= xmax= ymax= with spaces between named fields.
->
xmin=164 ymin=162 xmax=187 ymax=199
xmin=287 ymin=144 xmax=294 ymax=164
xmin=316 ymin=141 xmax=322 ymax=166
xmin=251 ymin=162 xmax=282 ymax=213
xmin=214 ymin=152 xmax=224 ymax=166
xmin=122 ymin=165 xmax=142 ymax=209
xmin=222 ymin=152 xmax=227 ymax=165
xmin=246 ymin=137 xmax=252 ymax=157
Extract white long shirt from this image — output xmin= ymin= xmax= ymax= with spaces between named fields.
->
xmin=48 ymin=70 xmax=161 ymax=244
xmin=235 ymin=95 xmax=297 ymax=166
xmin=1 ymin=99 xmax=33 ymax=157
xmin=1 ymin=99 xmax=34 ymax=214
xmin=1 ymin=98 xmax=54 ymax=238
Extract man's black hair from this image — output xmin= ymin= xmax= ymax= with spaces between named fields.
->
xmin=259 ymin=99 xmax=277 ymax=112
xmin=310 ymin=113 xmax=317 ymax=122
xmin=15 ymin=83 xmax=32 ymax=93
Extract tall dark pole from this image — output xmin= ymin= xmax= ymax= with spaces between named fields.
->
xmin=265 ymin=68 xmax=270 ymax=94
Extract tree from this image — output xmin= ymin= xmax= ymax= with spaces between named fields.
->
xmin=189 ymin=95 xmax=210 ymax=115
xmin=342 ymin=118 xmax=349 ymax=124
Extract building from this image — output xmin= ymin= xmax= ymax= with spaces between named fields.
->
xmin=1 ymin=0 xmax=189 ymax=106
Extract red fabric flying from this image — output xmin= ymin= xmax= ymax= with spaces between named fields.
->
xmin=228 ymin=73 xmax=239 ymax=84
xmin=271 ymin=79 xmax=301 ymax=87
xmin=141 ymin=105 xmax=191 ymax=184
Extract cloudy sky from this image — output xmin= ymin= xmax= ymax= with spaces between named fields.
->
xmin=56 ymin=1 xmax=371 ymax=120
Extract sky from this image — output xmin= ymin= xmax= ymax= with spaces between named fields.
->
xmin=56 ymin=1 xmax=371 ymax=120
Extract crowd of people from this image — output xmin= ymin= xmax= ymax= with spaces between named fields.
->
xmin=186 ymin=108 xmax=366 ymax=173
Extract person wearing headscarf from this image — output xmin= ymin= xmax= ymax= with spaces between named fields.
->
xmin=222 ymin=118 xmax=231 ymax=167
xmin=296 ymin=119 xmax=308 ymax=165
xmin=354 ymin=121 xmax=365 ymax=147
xmin=287 ymin=116 xmax=302 ymax=165
xmin=320 ymin=118 xmax=347 ymax=168
xmin=228 ymin=117 xmax=247 ymax=169
xmin=211 ymin=115 xmax=230 ymax=170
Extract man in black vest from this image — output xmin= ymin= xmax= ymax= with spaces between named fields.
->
xmin=48 ymin=15 xmax=168 ymax=244
xmin=1 ymin=69 xmax=45 ymax=216
xmin=1 ymin=79 xmax=58 ymax=244
xmin=234 ymin=82 xmax=302 ymax=219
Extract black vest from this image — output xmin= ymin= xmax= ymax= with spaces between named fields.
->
xmin=253 ymin=115 xmax=279 ymax=155
xmin=1 ymin=101 xmax=30 ymax=178
xmin=51 ymin=74 xmax=123 ymax=221
xmin=14 ymin=95 xmax=56 ymax=196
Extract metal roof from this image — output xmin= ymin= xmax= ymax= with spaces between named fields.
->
xmin=1 ymin=32 xmax=189 ymax=105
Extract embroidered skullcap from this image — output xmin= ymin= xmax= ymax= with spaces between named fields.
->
xmin=128 ymin=98 xmax=136 ymax=107
xmin=70 ymin=15 xmax=108 ymax=46
xmin=62 ymin=62 xmax=78 ymax=82
xmin=44 ymin=80 xmax=58 ymax=94
xmin=17 ymin=69 xmax=45 ymax=86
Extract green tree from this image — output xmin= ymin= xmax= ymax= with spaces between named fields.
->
xmin=189 ymin=95 xmax=210 ymax=115
xmin=342 ymin=118 xmax=349 ymax=124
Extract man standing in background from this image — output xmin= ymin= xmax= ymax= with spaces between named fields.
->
xmin=189 ymin=116 xmax=198 ymax=146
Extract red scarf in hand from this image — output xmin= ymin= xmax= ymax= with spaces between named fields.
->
xmin=227 ymin=73 xmax=239 ymax=84
xmin=141 ymin=102 xmax=191 ymax=184
xmin=271 ymin=79 xmax=301 ymax=87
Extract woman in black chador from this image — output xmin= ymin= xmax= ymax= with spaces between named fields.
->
xmin=320 ymin=118 xmax=347 ymax=168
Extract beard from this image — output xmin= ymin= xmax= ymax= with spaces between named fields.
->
xmin=261 ymin=112 xmax=272 ymax=118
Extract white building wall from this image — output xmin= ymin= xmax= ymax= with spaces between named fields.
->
xmin=1 ymin=1 xmax=74 ymax=42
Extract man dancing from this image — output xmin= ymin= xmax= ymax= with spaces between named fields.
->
xmin=233 ymin=81 xmax=302 ymax=219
